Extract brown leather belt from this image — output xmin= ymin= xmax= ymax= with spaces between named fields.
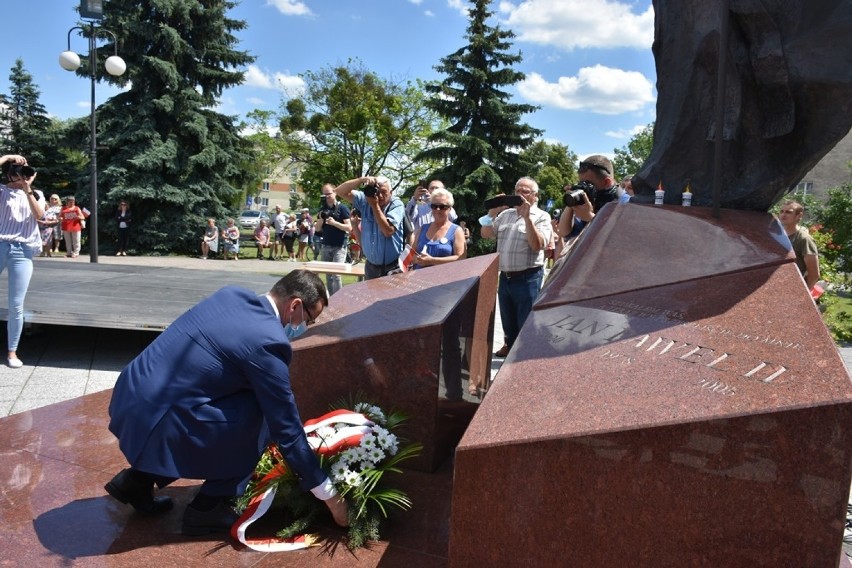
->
xmin=502 ymin=266 xmax=542 ymax=279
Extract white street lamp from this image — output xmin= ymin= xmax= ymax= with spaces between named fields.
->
xmin=59 ymin=9 xmax=125 ymax=263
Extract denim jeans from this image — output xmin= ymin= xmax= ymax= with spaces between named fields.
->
xmin=497 ymin=267 xmax=543 ymax=349
xmin=0 ymin=242 xmax=34 ymax=351
xmin=319 ymin=244 xmax=347 ymax=295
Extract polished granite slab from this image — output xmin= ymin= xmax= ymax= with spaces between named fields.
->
xmin=0 ymin=389 xmax=452 ymax=566
xmin=450 ymin=208 xmax=852 ymax=566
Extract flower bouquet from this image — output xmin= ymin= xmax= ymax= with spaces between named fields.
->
xmin=233 ymin=401 xmax=421 ymax=551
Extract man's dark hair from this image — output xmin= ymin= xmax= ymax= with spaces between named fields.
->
xmin=271 ymin=270 xmax=328 ymax=309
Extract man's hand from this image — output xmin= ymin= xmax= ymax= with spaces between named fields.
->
xmin=571 ymin=191 xmax=595 ymax=222
xmin=515 ymin=194 xmax=532 ymax=220
xmin=325 ymin=496 xmax=350 ymax=527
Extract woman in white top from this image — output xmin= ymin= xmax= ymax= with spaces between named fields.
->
xmin=0 ymin=155 xmax=45 ymax=368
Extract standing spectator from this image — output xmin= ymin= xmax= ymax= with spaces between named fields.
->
xmin=221 ymin=218 xmax=241 ymax=261
xmin=315 ymin=183 xmax=352 ymax=294
xmin=60 ymin=196 xmax=84 ymax=258
xmin=0 ymin=155 xmax=45 ymax=368
xmin=38 ymin=194 xmax=62 ymax=257
xmin=270 ymin=205 xmax=288 ymax=260
xmin=104 ymin=270 xmax=348 ymax=534
xmin=253 ymin=219 xmax=272 ymax=260
xmin=283 ymin=213 xmax=298 ymax=262
xmin=558 ymin=155 xmax=621 ymax=244
xmin=297 ymin=209 xmax=313 ymax=261
xmin=481 ymin=177 xmax=552 ymax=358
xmin=200 ymin=218 xmax=219 ymax=260
xmin=619 ymin=176 xmax=635 ymax=200
xmin=50 ymin=194 xmax=63 ymax=255
xmin=311 ymin=217 xmax=323 ymax=260
xmin=114 ymin=200 xmax=132 ymax=256
xmin=412 ymin=187 xmax=467 ymax=398
xmin=412 ymin=188 xmax=465 ymax=269
xmin=778 ymin=200 xmax=820 ymax=291
xmin=406 ymin=179 xmax=458 ymax=235
xmin=334 ymin=175 xmax=405 ymax=280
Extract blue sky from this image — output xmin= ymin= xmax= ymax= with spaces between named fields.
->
xmin=2 ymin=0 xmax=657 ymax=163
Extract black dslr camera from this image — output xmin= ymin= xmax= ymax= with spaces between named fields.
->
xmin=362 ymin=183 xmax=379 ymax=198
xmin=563 ymin=180 xmax=596 ymax=208
xmin=319 ymin=209 xmax=330 ymax=220
xmin=3 ymin=163 xmax=36 ymax=180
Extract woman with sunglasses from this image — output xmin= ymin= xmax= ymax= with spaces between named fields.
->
xmin=412 ymin=188 xmax=466 ymax=269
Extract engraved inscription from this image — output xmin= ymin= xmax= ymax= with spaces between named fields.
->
xmin=547 ymin=314 xmax=629 ymax=345
xmin=632 ymin=334 xmax=790 ymax=387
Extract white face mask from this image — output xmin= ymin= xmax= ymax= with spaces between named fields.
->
xmin=283 ymin=302 xmax=307 ymax=340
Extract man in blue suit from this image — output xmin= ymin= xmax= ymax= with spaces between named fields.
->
xmin=105 ymin=270 xmax=349 ymax=535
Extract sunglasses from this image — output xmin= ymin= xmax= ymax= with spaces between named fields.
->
xmin=430 ymin=203 xmax=451 ymax=211
xmin=578 ymin=161 xmax=610 ymax=175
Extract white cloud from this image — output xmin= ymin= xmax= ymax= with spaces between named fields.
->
xmin=244 ymin=65 xmax=274 ymax=89
xmin=243 ymin=65 xmax=306 ymax=97
xmin=498 ymin=0 xmax=654 ymax=51
xmin=447 ymin=0 xmax=470 ymax=17
xmin=425 ymin=10 xmax=435 ymax=17
xmin=247 ymin=97 xmax=266 ymax=106
xmin=267 ymin=0 xmax=312 ymax=16
xmin=408 ymin=0 xmax=424 ymax=4
xmin=605 ymin=124 xmax=648 ymax=139
xmin=518 ymin=65 xmax=655 ymax=114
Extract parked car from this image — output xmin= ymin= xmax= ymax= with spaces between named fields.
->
xmin=238 ymin=209 xmax=269 ymax=229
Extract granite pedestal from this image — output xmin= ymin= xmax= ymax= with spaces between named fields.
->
xmin=290 ymin=254 xmax=498 ymax=471
xmin=449 ymin=205 xmax=852 ymax=566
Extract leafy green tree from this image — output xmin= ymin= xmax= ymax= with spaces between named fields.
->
xmin=0 ymin=59 xmax=78 ymax=193
xmin=518 ymin=141 xmax=578 ymax=211
xmin=613 ymin=122 xmax=654 ymax=181
xmin=84 ymin=0 xmax=256 ymax=254
xmin=417 ymin=0 xmax=542 ymax=224
xmin=276 ymin=61 xmax=439 ymax=206
xmin=816 ymin=184 xmax=852 ymax=278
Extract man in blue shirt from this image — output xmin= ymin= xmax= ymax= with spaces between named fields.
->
xmin=334 ymin=175 xmax=405 ymax=279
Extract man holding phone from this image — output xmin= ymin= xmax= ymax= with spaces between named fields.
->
xmin=480 ymin=176 xmax=552 ymax=358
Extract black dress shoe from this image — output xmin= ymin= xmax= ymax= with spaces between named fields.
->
xmin=105 ymin=468 xmax=174 ymax=515
xmin=182 ymin=501 xmax=239 ymax=536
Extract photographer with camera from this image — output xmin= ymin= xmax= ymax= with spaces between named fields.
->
xmin=406 ymin=179 xmax=457 ymax=236
xmin=557 ymin=155 xmax=622 ymax=246
xmin=0 ymin=155 xmax=45 ymax=368
xmin=480 ymin=176 xmax=552 ymax=358
xmin=315 ymin=183 xmax=352 ymax=294
xmin=334 ymin=175 xmax=405 ymax=280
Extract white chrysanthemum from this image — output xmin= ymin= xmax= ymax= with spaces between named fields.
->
xmin=354 ymin=445 xmax=370 ymax=464
xmin=330 ymin=461 xmax=350 ymax=482
xmin=360 ymin=432 xmax=377 ymax=449
xmin=368 ymin=406 xmax=385 ymax=423
xmin=342 ymin=470 xmax=361 ymax=487
xmin=355 ymin=402 xmax=370 ymax=414
xmin=339 ymin=448 xmax=359 ymax=466
xmin=367 ymin=446 xmax=385 ymax=464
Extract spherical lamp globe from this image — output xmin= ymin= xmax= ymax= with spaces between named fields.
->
xmin=59 ymin=51 xmax=82 ymax=72
xmin=104 ymin=56 xmax=126 ymax=77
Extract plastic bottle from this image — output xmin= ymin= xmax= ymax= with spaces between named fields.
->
xmin=682 ymin=182 xmax=692 ymax=207
xmin=654 ymin=181 xmax=665 ymax=206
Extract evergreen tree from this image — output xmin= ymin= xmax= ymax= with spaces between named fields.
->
xmin=0 ymin=59 xmax=77 ymax=193
xmin=417 ymin=0 xmax=542 ymax=223
xmin=89 ymin=0 xmax=255 ymax=254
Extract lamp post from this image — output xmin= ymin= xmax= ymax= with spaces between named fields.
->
xmin=58 ymin=1 xmax=126 ymax=263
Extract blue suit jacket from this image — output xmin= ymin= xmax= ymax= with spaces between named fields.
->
xmin=108 ymin=286 xmax=325 ymax=491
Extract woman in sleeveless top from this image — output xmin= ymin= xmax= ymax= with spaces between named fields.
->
xmin=412 ymin=188 xmax=465 ymax=269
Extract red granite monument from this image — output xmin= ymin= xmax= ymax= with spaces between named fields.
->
xmin=290 ymin=253 xmax=498 ymax=472
xmin=449 ymin=205 xmax=852 ymax=566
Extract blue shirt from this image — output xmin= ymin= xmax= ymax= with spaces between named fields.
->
xmin=353 ymin=191 xmax=405 ymax=265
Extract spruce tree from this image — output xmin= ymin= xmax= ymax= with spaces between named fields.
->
xmin=0 ymin=59 xmax=77 ymax=193
xmin=417 ymin=0 xmax=542 ymax=222
xmin=89 ymin=0 xmax=255 ymax=254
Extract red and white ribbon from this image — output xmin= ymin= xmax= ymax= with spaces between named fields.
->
xmin=231 ymin=409 xmax=374 ymax=551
